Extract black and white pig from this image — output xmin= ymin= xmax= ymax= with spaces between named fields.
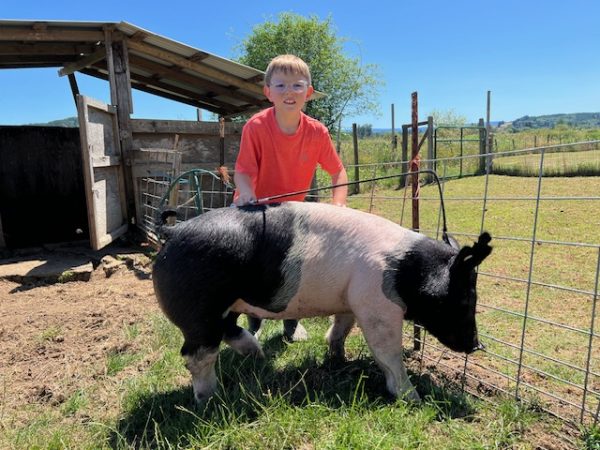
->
xmin=152 ymin=201 xmax=492 ymax=403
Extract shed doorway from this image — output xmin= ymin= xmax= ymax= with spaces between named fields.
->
xmin=0 ymin=125 xmax=89 ymax=249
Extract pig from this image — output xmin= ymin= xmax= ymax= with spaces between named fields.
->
xmin=152 ymin=201 xmax=492 ymax=403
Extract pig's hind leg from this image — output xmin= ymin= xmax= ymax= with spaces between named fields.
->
xmin=223 ymin=311 xmax=264 ymax=357
xmin=325 ymin=313 xmax=356 ymax=359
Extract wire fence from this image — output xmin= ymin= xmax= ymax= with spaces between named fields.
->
xmin=336 ymin=142 xmax=600 ymax=425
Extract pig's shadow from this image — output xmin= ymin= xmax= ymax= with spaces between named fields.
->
xmin=111 ymin=334 xmax=475 ymax=448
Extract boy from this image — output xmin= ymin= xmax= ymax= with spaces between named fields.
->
xmin=234 ymin=54 xmax=348 ymax=341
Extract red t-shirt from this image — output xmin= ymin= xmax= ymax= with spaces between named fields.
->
xmin=234 ymin=107 xmax=344 ymax=203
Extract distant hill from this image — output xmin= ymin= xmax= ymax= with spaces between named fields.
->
xmin=28 ymin=116 xmax=79 ymax=127
xmin=510 ymin=113 xmax=600 ymax=130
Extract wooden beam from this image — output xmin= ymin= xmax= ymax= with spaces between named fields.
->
xmin=188 ymin=51 xmax=210 ymax=63
xmin=126 ymin=39 xmax=264 ymax=95
xmin=89 ymin=60 xmax=239 ymax=113
xmin=129 ymin=81 xmax=231 ymax=116
xmin=129 ymin=30 xmax=148 ymax=42
xmin=131 ymin=119 xmax=243 ymax=135
xmin=0 ymin=42 xmax=97 ymax=55
xmin=68 ymin=73 xmax=80 ymax=106
xmin=58 ymin=46 xmax=106 ymax=76
xmin=0 ymin=55 xmax=79 ymax=65
xmin=0 ymin=28 xmax=104 ymax=42
xmin=123 ymin=69 xmax=244 ymax=112
xmin=127 ymin=54 xmax=266 ymax=107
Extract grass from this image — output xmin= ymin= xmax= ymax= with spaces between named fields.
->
xmin=2 ymin=312 xmax=570 ymax=449
xmin=341 ymin=173 xmax=600 ymax=426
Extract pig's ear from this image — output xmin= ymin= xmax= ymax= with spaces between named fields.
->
xmin=454 ymin=232 xmax=492 ymax=271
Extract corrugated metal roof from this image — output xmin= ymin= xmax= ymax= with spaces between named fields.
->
xmin=0 ymin=19 xmax=324 ymax=117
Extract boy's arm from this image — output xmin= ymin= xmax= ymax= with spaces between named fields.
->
xmin=330 ymin=168 xmax=349 ymax=207
xmin=233 ymin=172 xmax=257 ymax=206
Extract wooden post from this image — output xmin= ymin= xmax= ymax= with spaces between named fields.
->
xmin=411 ymin=92 xmax=422 ymax=351
xmin=104 ymin=26 xmax=118 ymax=107
xmin=111 ymin=37 xmax=136 ymax=224
xmin=400 ymin=125 xmax=408 ymax=187
xmin=67 ymin=73 xmax=80 ymax=106
xmin=478 ymin=118 xmax=486 ymax=174
xmin=352 ymin=123 xmax=360 ymax=194
xmin=391 ymin=103 xmax=398 ymax=153
xmin=411 ymin=92 xmax=420 ymax=233
xmin=427 ymin=115 xmax=434 ymax=179
xmin=486 ymin=90 xmax=493 ymax=170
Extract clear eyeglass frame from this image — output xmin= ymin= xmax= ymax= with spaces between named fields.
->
xmin=269 ymin=80 xmax=309 ymax=94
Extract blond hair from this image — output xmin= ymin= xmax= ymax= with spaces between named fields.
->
xmin=264 ymin=54 xmax=311 ymax=86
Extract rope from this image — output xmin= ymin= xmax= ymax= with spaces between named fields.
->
xmin=251 ymin=168 xmax=449 ymax=241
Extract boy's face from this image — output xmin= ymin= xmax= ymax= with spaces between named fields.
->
xmin=264 ymin=70 xmax=314 ymax=114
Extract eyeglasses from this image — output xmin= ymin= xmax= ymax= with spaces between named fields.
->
xmin=269 ymin=80 xmax=308 ymax=94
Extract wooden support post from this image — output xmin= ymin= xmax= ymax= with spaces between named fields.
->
xmin=352 ymin=123 xmax=360 ymax=195
xmin=111 ymin=37 xmax=136 ymax=225
xmin=67 ymin=73 xmax=80 ymax=106
xmin=104 ymin=26 xmax=118 ymax=107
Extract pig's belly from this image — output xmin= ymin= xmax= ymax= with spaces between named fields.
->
xmin=231 ymin=288 xmax=350 ymax=319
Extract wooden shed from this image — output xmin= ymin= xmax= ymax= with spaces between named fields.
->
xmin=0 ymin=20 xmax=274 ymax=250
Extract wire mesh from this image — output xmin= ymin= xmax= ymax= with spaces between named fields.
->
xmin=134 ymin=149 xmax=234 ymax=244
xmin=338 ymin=141 xmax=600 ymax=425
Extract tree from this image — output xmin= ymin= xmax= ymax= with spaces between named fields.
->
xmin=429 ymin=108 xmax=468 ymax=126
xmin=356 ymin=124 xmax=373 ymax=138
xmin=235 ymin=13 xmax=382 ymax=131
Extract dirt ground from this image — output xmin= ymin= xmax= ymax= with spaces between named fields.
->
xmin=0 ymin=246 xmax=158 ymax=417
xmin=0 ymin=245 xmax=584 ymax=449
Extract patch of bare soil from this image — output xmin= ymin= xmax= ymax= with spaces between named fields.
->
xmin=0 ymin=249 xmax=158 ymax=421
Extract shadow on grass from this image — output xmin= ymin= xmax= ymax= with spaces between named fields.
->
xmin=110 ymin=335 xmax=476 ymax=448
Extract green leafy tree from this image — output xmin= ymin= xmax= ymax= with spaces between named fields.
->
xmin=357 ymin=123 xmax=373 ymax=138
xmin=235 ymin=13 xmax=383 ymax=131
xmin=429 ymin=108 xmax=468 ymax=126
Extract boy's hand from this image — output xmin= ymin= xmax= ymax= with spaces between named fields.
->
xmin=234 ymin=193 xmax=257 ymax=206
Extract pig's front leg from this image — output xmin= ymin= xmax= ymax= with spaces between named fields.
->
xmin=354 ymin=298 xmax=421 ymax=402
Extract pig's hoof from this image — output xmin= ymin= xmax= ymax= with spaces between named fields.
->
xmin=283 ymin=320 xmax=308 ymax=342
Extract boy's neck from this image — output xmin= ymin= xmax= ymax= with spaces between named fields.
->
xmin=274 ymin=108 xmax=302 ymax=135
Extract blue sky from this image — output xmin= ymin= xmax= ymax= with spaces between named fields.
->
xmin=2 ymin=0 xmax=599 ymax=128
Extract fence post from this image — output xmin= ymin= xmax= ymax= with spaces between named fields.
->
xmin=478 ymin=118 xmax=486 ymax=174
xmin=400 ymin=125 xmax=408 ymax=187
xmin=352 ymin=123 xmax=360 ymax=195
xmin=411 ymin=92 xmax=422 ymax=351
xmin=427 ymin=116 xmax=434 ymax=180
xmin=391 ymin=103 xmax=398 ymax=154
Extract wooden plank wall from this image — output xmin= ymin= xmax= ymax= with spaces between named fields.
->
xmin=131 ymin=119 xmax=243 ymax=171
